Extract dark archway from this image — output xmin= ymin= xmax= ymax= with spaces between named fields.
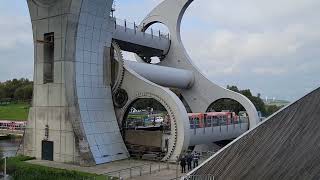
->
xmin=207 ymin=98 xmax=245 ymax=114
xmin=122 ymin=98 xmax=171 ymax=160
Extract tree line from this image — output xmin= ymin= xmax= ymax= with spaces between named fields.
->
xmin=0 ymin=78 xmax=33 ymax=102
xmin=209 ymin=85 xmax=282 ymax=117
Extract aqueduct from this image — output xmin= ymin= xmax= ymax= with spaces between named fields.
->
xmin=21 ymin=0 xmax=259 ymax=165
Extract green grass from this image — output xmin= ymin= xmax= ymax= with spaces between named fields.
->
xmin=0 ymin=103 xmax=30 ymax=121
xmin=0 ymin=155 xmax=113 ymax=180
xmin=127 ymin=114 xmax=148 ymax=119
xmin=127 ymin=113 xmax=166 ymax=120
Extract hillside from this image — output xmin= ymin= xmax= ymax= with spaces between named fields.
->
xmin=0 ymin=103 xmax=30 ymax=121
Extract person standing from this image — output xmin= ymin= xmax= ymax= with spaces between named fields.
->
xmin=180 ymin=156 xmax=186 ymax=173
xmin=193 ymin=152 xmax=199 ymax=168
xmin=187 ymin=153 xmax=193 ymax=171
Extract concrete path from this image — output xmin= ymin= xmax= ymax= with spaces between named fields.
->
xmin=27 ymin=159 xmax=177 ymax=179
xmin=129 ymin=168 xmax=187 ymax=180
xmin=27 ymin=153 xmax=213 ymax=179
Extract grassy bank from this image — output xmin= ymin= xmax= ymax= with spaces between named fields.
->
xmin=0 ymin=103 xmax=30 ymax=121
xmin=0 ymin=156 xmax=112 ymax=180
xmin=0 ymin=134 xmax=21 ymax=140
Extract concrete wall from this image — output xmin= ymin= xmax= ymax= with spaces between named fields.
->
xmin=22 ymin=0 xmax=128 ymax=165
xmin=22 ymin=0 xmax=80 ymax=164
xmin=191 ymin=87 xmax=320 ymax=180
xmin=125 ymin=130 xmax=162 ymax=148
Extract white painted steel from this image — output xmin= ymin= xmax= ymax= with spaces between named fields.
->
xmin=125 ymin=61 xmax=194 ymax=89
xmin=23 ymin=0 xmax=259 ymax=166
xmin=138 ymin=0 xmax=260 ymax=128
xmin=188 ymin=123 xmax=249 ymax=146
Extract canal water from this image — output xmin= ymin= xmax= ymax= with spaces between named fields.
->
xmin=0 ymin=137 xmax=22 ymax=159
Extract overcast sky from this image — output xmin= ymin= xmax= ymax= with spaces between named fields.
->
xmin=0 ymin=0 xmax=319 ymax=101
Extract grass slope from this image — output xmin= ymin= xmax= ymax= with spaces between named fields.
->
xmin=0 ymin=103 xmax=30 ymax=121
xmin=0 ymin=156 xmax=111 ymax=180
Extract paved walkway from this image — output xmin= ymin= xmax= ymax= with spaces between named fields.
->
xmin=27 ymin=154 xmax=213 ymax=179
xmin=130 ymin=168 xmax=187 ymax=180
xmin=27 ymin=159 xmax=179 ymax=179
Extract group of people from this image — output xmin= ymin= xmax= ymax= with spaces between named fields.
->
xmin=179 ymin=152 xmax=200 ymax=173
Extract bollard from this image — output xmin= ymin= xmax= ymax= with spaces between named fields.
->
xmin=167 ymin=161 xmax=170 ymax=169
xmin=158 ymin=162 xmax=161 ymax=171
xmin=139 ymin=167 xmax=142 ymax=176
xmin=176 ymin=160 xmax=179 ymax=180
xmin=130 ymin=168 xmax=132 ymax=178
xmin=149 ymin=164 xmax=152 ymax=174
xmin=4 ymin=157 xmax=6 ymax=178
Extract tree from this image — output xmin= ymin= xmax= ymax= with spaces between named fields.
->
xmin=208 ymin=98 xmax=245 ymax=114
xmin=210 ymin=85 xmax=268 ymax=116
xmin=132 ymin=98 xmax=166 ymax=112
xmin=0 ymin=86 xmax=5 ymax=99
xmin=0 ymin=78 xmax=33 ymax=102
xmin=14 ymin=84 xmax=33 ymax=101
xmin=227 ymin=85 xmax=240 ymax=93
xmin=265 ymin=105 xmax=282 ymax=116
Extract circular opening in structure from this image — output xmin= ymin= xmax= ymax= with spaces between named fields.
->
xmin=122 ymin=98 xmax=171 ymax=160
xmin=207 ymin=98 xmax=245 ymax=114
xmin=144 ymin=22 xmax=170 ymax=40
xmin=140 ymin=23 xmax=170 ymax=64
xmin=206 ymin=98 xmax=249 ymax=125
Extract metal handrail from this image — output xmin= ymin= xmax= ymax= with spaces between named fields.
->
xmin=111 ymin=17 xmax=170 ymax=40
xmin=104 ymin=161 xmax=170 ymax=179
xmin=182 ymin=175 xmax=215 ymax=180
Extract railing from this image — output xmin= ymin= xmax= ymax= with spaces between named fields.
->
xmin=104 ymin=161 xmax=170 ymax=179
xmin=112 ymin=17 xmax=170 ymax=40
xmin=190 ymin=117 xmax=249 ymax=135
xmin=182 ymin=175 xmax=215 ymax=180
xmin=0 ymin=126 xmax=25 ymax=131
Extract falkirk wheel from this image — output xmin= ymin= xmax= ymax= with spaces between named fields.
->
xmin=21 ymin=0 xmax=259 ymax=166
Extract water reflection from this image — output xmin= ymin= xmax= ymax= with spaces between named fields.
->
xmin=0 ymin=137 xmax=22 ymax=158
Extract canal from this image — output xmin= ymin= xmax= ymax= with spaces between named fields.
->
xmin=0 ymin=136 xmax=21 ymax=159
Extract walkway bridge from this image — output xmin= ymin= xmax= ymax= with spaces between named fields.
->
xmin=111 ymin=18 xmax=170 ymax=58
xmin=189 ymin=120 xmax=248 ymax=146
